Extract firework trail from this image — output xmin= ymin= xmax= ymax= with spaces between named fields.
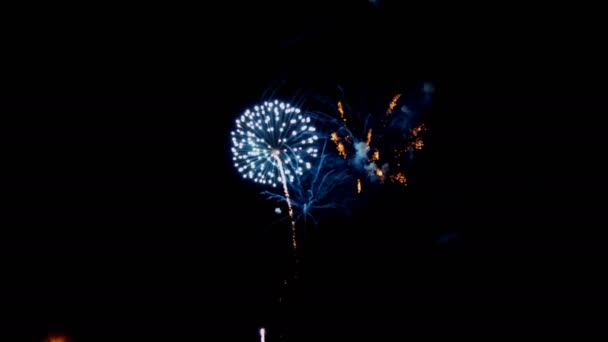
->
xmin=231 ymin=100 xmax=319 ymax=252
xmin=274 ymin=155 xmax=297 ymax=250
xmin=262 ymin=138 xmax=354 ymax=228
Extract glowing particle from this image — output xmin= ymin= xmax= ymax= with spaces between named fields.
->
xmin=386 ymin=94 xmax=402 ymax=115
xmin=330 ymin=132 xmax=348 ymax=159
xmin=260 ymin=327 xmax=266 ymax=342
xmin=390 ymin=172 xmax=407 ymax=185
xmin=330 ymin=132 xmax=339 ymax=142
xmin=411 ymin=123 xmax=425 ymax=137
xmin=336 ymin=142 xmax=347 ymax=158
xmin=371 ymin=149 xmax=379 ymax=162
xmin=337 ymin=101 xmax=347 ymax=124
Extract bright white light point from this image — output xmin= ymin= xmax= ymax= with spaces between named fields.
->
xmin=260 ymin=327 xmax=266 ymax=342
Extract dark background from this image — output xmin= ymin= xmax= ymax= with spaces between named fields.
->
xmin=2 ymin=1 xmax=606 ymax=340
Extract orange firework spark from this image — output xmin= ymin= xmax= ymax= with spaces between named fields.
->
xmin=371 ymin=149 xmax=380 ymax=162
xmin=375 ymin=168 xmax=385 ymax=183
xmin=390 ymin=172 xmax=407 ymax=185
xmin=330 ymin=132 xmax=348 ymax=159
xmin=337 ymin=101 xmax=347 ymax=124
xmin=386 ymin=94 xmax=402 ymax=115
xmin=337 ymin=142 xmax=346 ymax=158
xmin=330 ymin=132 xmax=339 ymax=142
xmin=411 ymin=123 xmax=425 ymax=136
xmin=405 ymin=123 xmax=426 ymax=151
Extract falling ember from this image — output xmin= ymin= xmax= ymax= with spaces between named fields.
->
xmin=330 ymin=132 xmax=348 ymax=159
xmin=411 ymin=123 xmax=425 ymax=137
xmin=357 ymin=178 xmax=362 ymax=193
xmin=405 ymin=124 xmax=426 ymax=151
xmin=375 ymin=168 xmax=385 ymax=183
xmin=337 ymin=101 xmax=347 ymax=124
xmin=386 ymin=94 xmax=402 ymax=115
xmin=330 ymin=132 xmax=339 ymax=142
xmin=336 ymin=142 xmax=346 ymax=158
xmin=390 ymin=172 xmax=407 ymax=185
xmin=366 ymin=128 xmax=373 ymax=145
xmin=371 ymin=149 xmax=380 ymax=162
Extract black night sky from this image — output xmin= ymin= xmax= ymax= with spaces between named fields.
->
xmin=2 ymin=1 xmax=606 ymax=340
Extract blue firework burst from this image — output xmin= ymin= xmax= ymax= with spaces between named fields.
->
xmin=230 ymin=100 xmax=320 ymax=188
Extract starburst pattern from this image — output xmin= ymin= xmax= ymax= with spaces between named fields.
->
xmin=231 ymin=100 xmax=319 ymax=188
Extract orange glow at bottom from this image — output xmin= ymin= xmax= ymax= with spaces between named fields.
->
xmin=44 ymin=334 xmax=70 ymax=342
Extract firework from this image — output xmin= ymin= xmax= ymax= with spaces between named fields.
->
xmin=231 ymin=100 xmax=319 ymax=250
xmin=321 ymin=82 xmax=432 ymax=192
